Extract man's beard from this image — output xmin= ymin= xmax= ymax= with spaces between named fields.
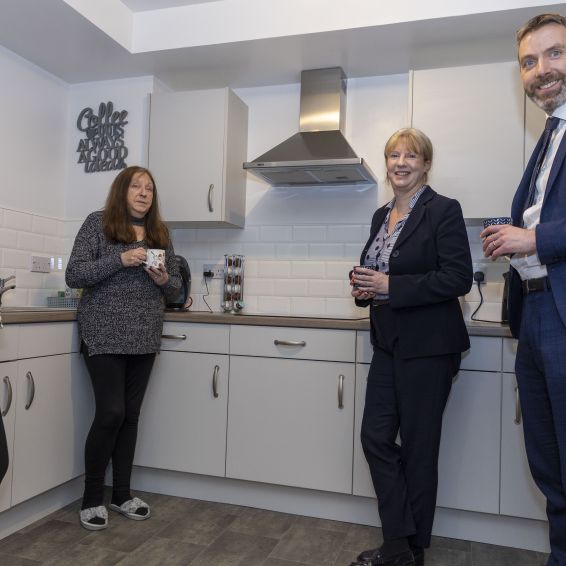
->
xmin=527 ymin=71 xmax=566 ymax=112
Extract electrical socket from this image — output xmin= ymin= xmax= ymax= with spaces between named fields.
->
xmin=203 ymin=264 xmax=224 ymax=278
xmin=30 ymin=256 xmax=51 ymax=273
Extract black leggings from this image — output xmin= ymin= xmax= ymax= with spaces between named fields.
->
xmin=81 ymin=347 xmax=155 ymax=509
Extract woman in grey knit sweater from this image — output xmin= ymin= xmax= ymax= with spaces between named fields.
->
xmin=66 ymin=166 xmax=181 ymax=531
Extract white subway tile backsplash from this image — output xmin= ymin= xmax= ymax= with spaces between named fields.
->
xmin=242 ymin=242 xmax=275 ymax=257
xmin=326 ymin=225 xmax=364 ymax=243
xmin=257 ymin=296 xmax=291 ymax=313
xmin=290 ymin=261 xmax=325 ymax=279
xmin=260 ymin=225 xmax=293 ymax=242
xmin=325 ymin=261 xmax=355 ymax=279
xmin=17 ymin=232 xmax=44 ymax=252
xmin=211 ymin=242 xmax=244 ymax=257
xmin=44 ymin=236 xmax=67 ymax=255
xmin=274 ymin=279 xmax=308 ymax=297
xmin=293 ymin=226 xmax=327 ymax=242
xmin=308 ymin=279 xmax=344 ymax=298
xmin=32 ymin=216 xmax=59 ymax=237
xmin=291 ymin=297 xmax=326 ymax=316
xmin=4 ymin=210 xmax=33 ymax=231
xmin=275 ymin=243 xmax=309 ymax=258
xmin=245 ymin=278 xmax=275 ymax=296
xmin=257 ymin=260 xmax=291 ymax=279
xmin=3 ymin=249 xmax=31 ymax=269
xmin=308 ymin=243 xmax=345 ymax=258
xmin=0 ymin=228 xmax=18 ymax=249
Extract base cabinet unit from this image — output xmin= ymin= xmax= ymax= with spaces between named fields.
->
xmin=134 ymin=350 xmax=229 ymax=477
xmin=227 ymin=325 xmax=356 ymax=494
xmin=500 ymin=372 xmax=547 ymax=521
xmin=354 ymin=333 xmax=502 ymax=515
xmin=148 ymin=88 xmax=248 ymax=228
xmin=353 ymin=362 xmax=373 ymax=497
xmin=226 ymin=355 xmax=355 ymax=493
xmin=11 ymin=353 xmax=93 ymax=506
xmin=0 ymin=361 xmax=17 ymax=513
xmin=436 ymin=370 xmax=501 ymax=514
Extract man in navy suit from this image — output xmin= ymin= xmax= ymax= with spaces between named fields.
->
xmin=482 ymin=13 xmax=566 ymax=565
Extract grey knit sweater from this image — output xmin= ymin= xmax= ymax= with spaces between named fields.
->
xmin=66 ymin=211 xmax=181 ymax=355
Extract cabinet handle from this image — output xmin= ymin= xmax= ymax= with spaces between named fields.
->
xmin=2 ymin=376 xmax=12 ymax=417
xmin=161 ymin=334 xmax=187 ymax=340
xmin=338 ymin=374 xmax=344 ymax=409
xmin=274 ymin=340 xmax=306 ymax=347
xmin=25 ymin=371 xmax=35 ymax=410
xmin=514 ymin=385 xmax=522 ymax=425
xmin=212 ymin=365 xmax=220 ymax=398
xmin=208 ymin=184 xmax=214 ymax=212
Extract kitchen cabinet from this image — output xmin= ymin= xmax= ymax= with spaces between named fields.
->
xmin=134 ymin=322 xmax=230 ymax=477
xmin=227 ymin=325 xmax=356 ymax=493
xmin=353 ymin=333 xmax=502 ymax=515
xmin=134 ymin=350 xmax=229 ymax=476
xmin=11 ymin=354 xmax=93 ymax=505
xmin=411 ymin=62 xmax=524 ymax=218
xmin=0 ymin=361 xmax=17 ymax=513
xmin=500 ymin=339 xmax=546 ymax=521
xmin=148 ymin=88 xmax=248 ymax=228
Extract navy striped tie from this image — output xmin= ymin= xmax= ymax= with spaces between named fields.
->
xmin=523 ymin=116 xmax=561 ymax=216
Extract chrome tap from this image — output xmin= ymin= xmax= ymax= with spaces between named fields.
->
xmin=0 ymin=275 xmax=16 ymax=328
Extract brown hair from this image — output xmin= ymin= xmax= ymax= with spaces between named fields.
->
xmin=384 ymin=128 xmax=433 ymax=183
xmin=102 ymin=166 xmax=170 ymax=248
xmin=517 ymin=13 xmax=566 ymax=45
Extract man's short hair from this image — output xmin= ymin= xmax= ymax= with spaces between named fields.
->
xmin=517 ymin=13 xmax=566 ymax=45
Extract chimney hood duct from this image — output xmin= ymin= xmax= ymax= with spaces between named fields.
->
xmin=243 ymin=67 xmax=377 ymax=187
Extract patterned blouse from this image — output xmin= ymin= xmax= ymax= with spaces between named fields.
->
xmin=364 ymin=185 xmax=426 ymax=300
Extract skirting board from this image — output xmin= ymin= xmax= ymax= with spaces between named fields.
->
xmin=131 ymin=466 xmax=550 ymax=553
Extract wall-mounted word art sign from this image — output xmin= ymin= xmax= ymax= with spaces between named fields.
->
xmin=76 ymin=102 xmax=129 ymax=173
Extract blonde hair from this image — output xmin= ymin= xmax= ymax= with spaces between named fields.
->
xmin=384 ymin=128 xmax=433 ymax=184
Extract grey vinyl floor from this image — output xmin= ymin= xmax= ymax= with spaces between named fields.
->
xmin=0 ymin=491 xmax=549 ymax=565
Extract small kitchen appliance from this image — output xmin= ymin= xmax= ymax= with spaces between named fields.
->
xmin=166 ymin=254 xmax=192 ymax=310
xmin=222 ymin=254 xmax=245 ymax=313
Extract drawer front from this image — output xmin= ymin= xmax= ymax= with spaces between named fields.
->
xmin=502 ymin=338 xmax=518 ymax=373
xmin=356 ymin=331 xmax=372 ymax=364
xmin=0 ymin=325 xmax=19 ymax=362
xmin=161 ymin=322 xmax=229 ymax=354
xmin=230 ymin=325 xmax=356 ymax=362
xmin=18 ymin=323 xmax=77 ymax=358
xmin=460 ymin=336 xmax=502 ymax=372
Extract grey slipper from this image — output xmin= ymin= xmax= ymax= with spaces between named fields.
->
xmin=109 ymin=497 xmax=151 ymax=520
xmin=79 ymin=505 xmax=108 ymax=530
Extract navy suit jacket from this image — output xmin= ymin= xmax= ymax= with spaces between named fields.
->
xmin=357 ymin=186 xmax=472 ymax=359
xmin=509 ymin=127 xmax=566 ymax=338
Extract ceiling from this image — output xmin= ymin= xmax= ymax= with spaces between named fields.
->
xmin=120 ymin=0 xmax=221 ymax=12
xmin=1 ymin=1 xmax=566 ymax=90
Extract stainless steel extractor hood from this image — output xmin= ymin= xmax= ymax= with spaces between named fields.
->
xmin=243 ymin=67 xmax=377 ymax=187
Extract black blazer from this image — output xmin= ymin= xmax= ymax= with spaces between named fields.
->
xmin=358 ymin=186 xmax=472 ymax=359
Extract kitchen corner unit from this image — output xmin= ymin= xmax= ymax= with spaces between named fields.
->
xmin=148 ymin=88 xmax=248 ymax=228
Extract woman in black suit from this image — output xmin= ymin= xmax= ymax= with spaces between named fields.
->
xmin=350 ymin=128 xmax=472 ymax=566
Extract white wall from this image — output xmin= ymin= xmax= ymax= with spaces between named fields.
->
xmin=65 ymin=76 xmax=155 ymax=219
xmin=0 ymin=46 xmax=69 ymax=306
xmin=0 ymin=46 xmax=68 ymax=217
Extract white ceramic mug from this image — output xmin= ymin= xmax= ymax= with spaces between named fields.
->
xmin=145 ymin=248 xmax=165 ymax=269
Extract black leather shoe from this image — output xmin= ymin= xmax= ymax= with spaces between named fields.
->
xmin=351 ymin=548 xmax=415 ymax=566
xmin=356 ymin=547 xmax=424 ymax=565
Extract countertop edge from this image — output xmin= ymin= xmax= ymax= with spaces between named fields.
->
xmin=0 ymin=309 xmax=513 ymax=338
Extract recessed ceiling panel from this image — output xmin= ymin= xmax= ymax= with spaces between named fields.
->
xmin=120 ymin=0 xmax=221 ymax=12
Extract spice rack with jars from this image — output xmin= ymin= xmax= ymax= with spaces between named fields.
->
xmin=222 ymin=255 xmax=244 ymax=313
